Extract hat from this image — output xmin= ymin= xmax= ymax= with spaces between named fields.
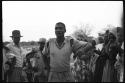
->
xmin=38 ymin=38 xmax=46 ymax=43
xmin=10 ymin=30 xmax=23 ymax=37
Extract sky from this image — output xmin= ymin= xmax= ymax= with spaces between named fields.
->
xmin=2 ymin=1 xmax=123 ymax=42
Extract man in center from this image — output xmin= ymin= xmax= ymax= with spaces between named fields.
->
xmin=42 ymin=22 xmax=95 ymax=82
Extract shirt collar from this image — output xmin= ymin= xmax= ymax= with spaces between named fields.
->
xmin=12 ymin=42 xmax=21 ymax=48
xmin=55 ymin=38 xmax=66 ymax=49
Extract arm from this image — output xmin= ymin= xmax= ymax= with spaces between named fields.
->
xmin=42 ymin=40 xmax=50 ymax=70
xmin=5 ymin=45 xmax=16 ymax=59
xmin=71 ymin=39 xmax=93 ymax=58
xmin=42 ymin=39 xmax=50 ymax=57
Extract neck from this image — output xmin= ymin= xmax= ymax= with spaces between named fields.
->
xmin=56 ymin=36 xmax=65 ymax=42
xmin=14 ymin=42 xmax=20 ymax=47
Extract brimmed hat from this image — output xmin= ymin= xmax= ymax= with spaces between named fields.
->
xmin=10 ymin=30 xmax=23 ymax=37
xmin=38 ymin=38 xmax=46 ymax=43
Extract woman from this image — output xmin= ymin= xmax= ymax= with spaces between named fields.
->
xmin=102 ymin=32 xmax=118 ymax=82
xmin=93 ymin=30 xmax=110 ymax=82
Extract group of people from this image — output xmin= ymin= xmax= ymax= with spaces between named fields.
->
xmin=2 ymin=22 xmax=124 ymax=82
xmin=71 ymin=27 xmax=124 ymax=82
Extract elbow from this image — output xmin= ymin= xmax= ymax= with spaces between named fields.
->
xmin=87 ymin=42 xmax=93 ymax=49
xmin=84 ymin=43 xmax=93 ymax=53
xmin=88 ymin=42 xmax=93 ymax=48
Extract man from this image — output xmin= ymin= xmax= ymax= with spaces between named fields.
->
xmin=42 ymin=22 xmax=95 ymax=82
xmin=5 ymin=30 xmax=29 ymax=82
xmin=33 ymin=38 xmax=47 ymax=82
xmin=115 ymin=27 xmax=124 ymax=82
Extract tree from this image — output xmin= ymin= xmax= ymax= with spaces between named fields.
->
xmin=72 ymin=23 xmax=93 ymax=42
xmin=99 ymin=24 xmax=118 ymax=37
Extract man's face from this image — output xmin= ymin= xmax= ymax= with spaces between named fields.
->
xmin=109 ymin=33 xmax=115 ymax=42
xmin=104 ymin=34 xmax=109 ymax=44
xmin=55 ymin=24 xmax=65 ymax=37
xmin=117 ymin=32 xmax=123 ymax=42
xmin=12 ymin=37 xmax=20 ymax=44
xmin=39 ymin=42 xmax=45 ymax=51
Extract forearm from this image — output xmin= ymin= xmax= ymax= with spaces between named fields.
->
xmin=74 ymin=43 xmax=93 ymax=58
xmin=82 ymin=42 xmax=93 ymax=53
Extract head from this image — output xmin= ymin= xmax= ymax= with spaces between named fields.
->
xmin=108 ymin=32 xmax=116 ymax=42
xmin=98 ymin=37 xmax=104 ymax=43
xmin=10 ymin=30 xmax=23 ymax=45
xmin=104 ymin=31 xmax=109 ymax=44
xmin=109 ymin=42 xmax=117 ymax=55
xmin=55 ymin=22 xmax=66 ymax=38
xmin=12 ymin=37 xmax=20 ymax=45
xmin=91 ymin=39 xmax=96 ymax=48
xmin=117 ymin=27 xmax=124 ymax=43
xmin=38 ymin=38 xmax=46 ymax=51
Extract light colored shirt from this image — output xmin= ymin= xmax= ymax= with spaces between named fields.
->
xmin=96 ymin=43 xmax=104 ymax=51
xmin=43 ymin=37 xmax=92 ymax=72
xmin=6 ymin=43 xmax=30 ymax=68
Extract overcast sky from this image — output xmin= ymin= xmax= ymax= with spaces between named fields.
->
xmin=2 ymin=1 xmax=123 ymax=42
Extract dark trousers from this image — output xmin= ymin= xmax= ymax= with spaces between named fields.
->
xmin=8 ymin=67 xmax=23 ymax=82
xmin=93 ymin=56 xmax=106 ymax=82
xmin=34 ymin=73 xmax=47 ymax=82
xmin=26 ymin=72 xmax=34 ymax=82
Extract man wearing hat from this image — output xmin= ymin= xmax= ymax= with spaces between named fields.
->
xmin=33 ymin=38 xmax=47 ymax=82
xmin=5 ymin=30 xmax=28 ymax=82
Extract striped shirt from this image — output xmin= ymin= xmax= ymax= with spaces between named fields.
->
xmin=6 ymin=43 xmax=29 ymax=68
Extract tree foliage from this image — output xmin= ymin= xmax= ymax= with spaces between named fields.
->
xmin=98 ymin=24 xmax=118 ymax=38
xmin=72 ymin=23 xmax=93 ymax=42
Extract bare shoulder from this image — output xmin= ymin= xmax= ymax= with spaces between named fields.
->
xmin=47 ymin=38 xmax=55 ymax=42
xmin=5 ymin=43 xmax=13 ymax=50
xmin=6 ymin=43 xmax=12 ymax=47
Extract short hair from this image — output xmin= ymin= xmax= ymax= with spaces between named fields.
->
xmin=117 ymin=27 xmax=123 ymax=34
xmin=105 ymin=30 xmax=109 ymax=34
xmin=55 ymin=22 xmax=66 ymax=32
xmin=109 ymin=32 xmax=116 ymax=41
xmin=98 ymin=37 xmax=104 ymax=43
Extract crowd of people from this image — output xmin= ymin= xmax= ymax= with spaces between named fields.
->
xmin=2 ymin=22 xmax=124 ymax=82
